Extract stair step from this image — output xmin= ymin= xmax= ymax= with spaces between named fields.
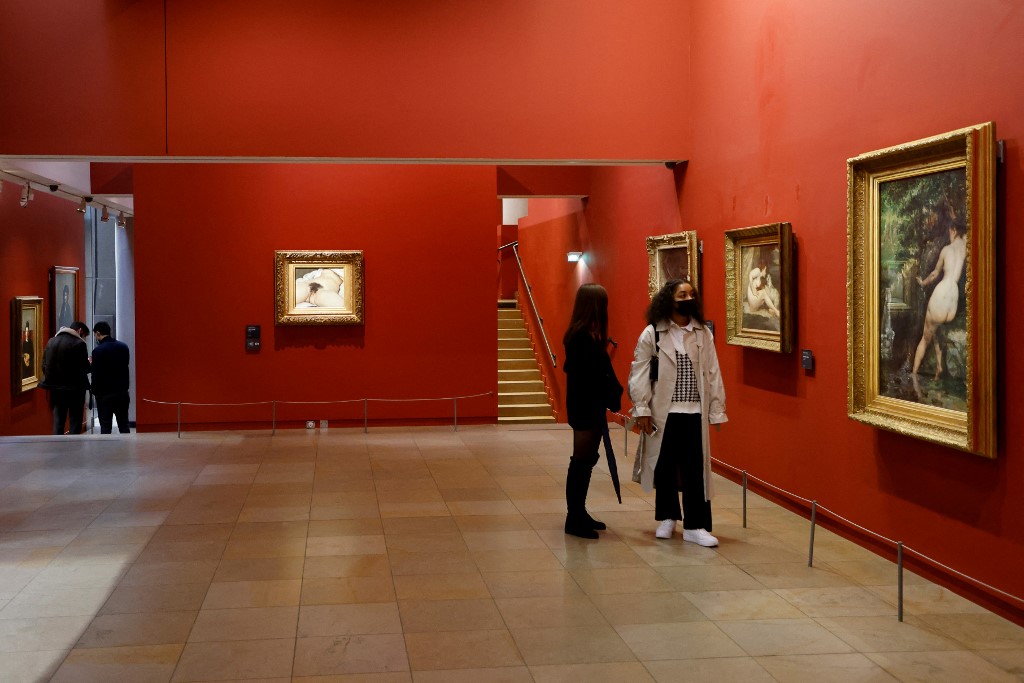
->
xmin=498 ymin=415 xmax=557 ymax=424
xmin=498 ymin=338 xmax=531 ymax=350
xmin=498 ymin=403 xmax=555 ymax=418
xmin=497 ymin=319 xmax=524 ymax=330
xmin=498 ymin=348 xmax=535 ymax=360
xmin=498 ymin=379 xmax=546 ymax=391
xmin=497 ymin=309 xmax=523 ymax=320
xmin=499 ymin=359 xmax=539 ymax=371
xmin=499 ymin=369 xmax=542 ymax=381
xmin=498 ymin=391 xmax=550 ymax=405
xmin=497 ymin=300 xmax=518 ymax=309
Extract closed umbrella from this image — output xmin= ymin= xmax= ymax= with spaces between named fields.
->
xmin=602 ymin=423 xmax=622 ymax=504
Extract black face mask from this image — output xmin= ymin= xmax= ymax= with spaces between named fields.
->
xmin=676 ymin=299 xmax=697 ymax=317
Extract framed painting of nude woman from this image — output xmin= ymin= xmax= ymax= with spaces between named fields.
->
xmin=847 ymin=122 xmax=996 ymax=458
xmin=275 ymin=250 xmax=364 ymax=325
xmin=724 ymin=222 xmax=793 ymax=353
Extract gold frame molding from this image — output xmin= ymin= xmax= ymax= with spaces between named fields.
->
xmin=646 ymin=230 xmax=700 ymax=298
xmin=275 ymin=250 xmax=364 ymax=325
xmin=847 ymin=122 xmax=996 ymax=458
xmin=12 ymin=296 xmax=44 ymax=393
xmin=724 ymin=222 xmax=793 ymax=353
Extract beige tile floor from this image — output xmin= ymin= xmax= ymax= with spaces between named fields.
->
xmin=0 ymin=425 xmax=1021 ymax=682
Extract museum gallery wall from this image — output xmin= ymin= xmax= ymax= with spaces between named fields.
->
xmin=131 ymin=164 xmax=499 ymax=430
xmin=519 ymin=1 xmax=1022 ymax=623
xmin=0 ymin=180 xmax=87 ymax=435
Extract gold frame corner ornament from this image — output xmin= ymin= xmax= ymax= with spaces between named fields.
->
xmin=847 ymin=122 xmax=996 ymax=458
xmin=646 ymin=230 xmax=700 ymax=299
xmin=723 ymin=222 xmax=794 ymax=353
xmin=274 ymin=250 xmax=365 ymax=325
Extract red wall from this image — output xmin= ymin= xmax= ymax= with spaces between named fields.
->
xmin=0 ymin=179 xmax=86 ymax=435
xmin=677 ymin=0 xmax=1023 ymax=617
xmin=132 ymin=164 xmax=499 ymax=429
xmin=0 ymin=1 xmax=691 ymax=161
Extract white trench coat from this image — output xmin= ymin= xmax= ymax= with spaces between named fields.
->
xmin=628 ymin=320 xmax=728 ymax=500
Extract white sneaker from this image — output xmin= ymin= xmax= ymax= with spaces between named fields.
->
xmin=655 ymin=520 xmax=676 ymax=539
xmin=683 ymin=528 xmax=719 ymax=547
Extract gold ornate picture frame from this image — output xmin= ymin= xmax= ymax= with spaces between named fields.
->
xmin=275 ymin=250 xmax=364 ymax=325
xmin=50 ymin=266 xmax=78 ymax=335
xmin=724 ymin=222 xmax=793 ymax=353
xmin=847 ymin=122 xmax=996 ymax=458
xmin=12 ymin=296 xmax=44 ymax=393
xmin=646 ymin=230 xmax=699 ymax=298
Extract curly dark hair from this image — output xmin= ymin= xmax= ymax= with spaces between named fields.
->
xmin=563 ymin=283 xmax=609 ymax=346
xmin=645 ymin=278 xmax=704 ymax=326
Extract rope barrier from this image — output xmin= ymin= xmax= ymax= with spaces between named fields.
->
xmin=141 ymin=390 xmax=494 ymax=406
xmin=710 ymin=454 xmax=1024 ymax=609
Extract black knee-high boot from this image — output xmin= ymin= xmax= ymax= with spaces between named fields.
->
xmin=564 ymin=452 xmax=600 ymax=539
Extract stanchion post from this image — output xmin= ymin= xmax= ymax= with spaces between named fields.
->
xmin=177 ymin=402 xmax=182 ymax=439
xmin=742 ymin=470 xmax=748 ymax=529
xmin=271 ymin=400 xmax=277 ymax=436
xmin=808 ymin=500 xmax=817 ymax=567
xmin=897 ymin=542 xmax=904 ymax=622
xmin=453 ymin=397 xmax=458 ymax=432
xmin=363 ymin=398 xmax=368 ymax=434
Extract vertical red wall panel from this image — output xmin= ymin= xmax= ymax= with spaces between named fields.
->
xmin=679 ymin=0 xmax=1024 ymax=613
xmin=0 ymin=179 xmax=86 ymax=435
xmin=132 ymin=164 xmax=499 ymax=428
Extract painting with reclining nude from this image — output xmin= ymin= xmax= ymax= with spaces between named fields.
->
xmin=723 ymin=222 xmax=793 ymax=353
xmin=275 ymin=250 xmax=364 ymax=325
xmin=847 ymin=123 xmax=996 ymax=458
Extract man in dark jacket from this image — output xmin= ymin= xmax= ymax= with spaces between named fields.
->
xmin=40 ymin=321 xmax=91 ymax=435
xmin=91 ymin=321 xmax=131 ymax=434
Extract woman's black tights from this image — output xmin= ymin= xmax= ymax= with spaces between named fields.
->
xmin=565 ymin=428 xmax=603 ymax=537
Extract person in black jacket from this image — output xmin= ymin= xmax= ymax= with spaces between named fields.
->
xmin=562 ymin=283 xmax=622 ymax=539
xmin=40 ymin=321 xmax=91 ymax=435
xmin=91 ymin=321 xmax=131 ymax=434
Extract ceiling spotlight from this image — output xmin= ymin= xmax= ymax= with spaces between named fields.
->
xmin=100 ymin=205 xmax=110 ymax=222
xmin=19 ymin=183 xmax=33 ymax=208
xmin=76 ymin=196 xmax=93 ymax=214
xmin=116 ymin=211 xmax=126 ymax=228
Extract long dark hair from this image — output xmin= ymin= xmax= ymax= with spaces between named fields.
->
xmin=563 ymin=283 xmax=609 ymax=346
xmin=645 ymin=278 xmax=705 ymax=326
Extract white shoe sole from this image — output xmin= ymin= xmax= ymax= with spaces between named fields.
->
xmin=655 ymin=523 xmax=675 ymax=539
xmin=682 ymin=532 xmax=718 ymax=547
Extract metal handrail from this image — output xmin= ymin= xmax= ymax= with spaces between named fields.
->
xmin=498 ymin=240 xmax=556 ymax=367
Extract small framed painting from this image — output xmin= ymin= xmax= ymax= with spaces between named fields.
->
xmin=646 ymin=231 xmax=699 ymax=298
xmin=51 ymin=266 xmax=78 ymax=335
xmin=723 ymin=222 xmax=794 ymax=353
xmin=275 ymin=250 xmax=364 ymax=325
xmin=12 ymin=296 xmax=44 ymax=393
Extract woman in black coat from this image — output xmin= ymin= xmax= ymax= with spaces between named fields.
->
xmin=562 ymin=283 xmax=622 ymax=539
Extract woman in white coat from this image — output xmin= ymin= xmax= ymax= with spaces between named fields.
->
xmin=629 ymin=279 xmax=727 ymax=546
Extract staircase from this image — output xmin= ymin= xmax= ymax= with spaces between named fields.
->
xmin=498 ymin=301 xmax=556 ymax=424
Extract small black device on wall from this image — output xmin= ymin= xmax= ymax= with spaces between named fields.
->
xmin=801 ymin=349 xmax=815 ymax=371
xmin=245 ymin=325 xmax=261 ymax=352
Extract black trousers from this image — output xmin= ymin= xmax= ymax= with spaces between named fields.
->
xmin=97 ymin=392 xmax=131 ymax=434
xmin=654 ymin=412 xmax=712 ymax=531
xmin=50 ymin=388 xmax=86 ymax=435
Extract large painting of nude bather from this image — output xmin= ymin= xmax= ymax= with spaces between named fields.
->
xmin=847 ymin=123 xmax=996 ymax=458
